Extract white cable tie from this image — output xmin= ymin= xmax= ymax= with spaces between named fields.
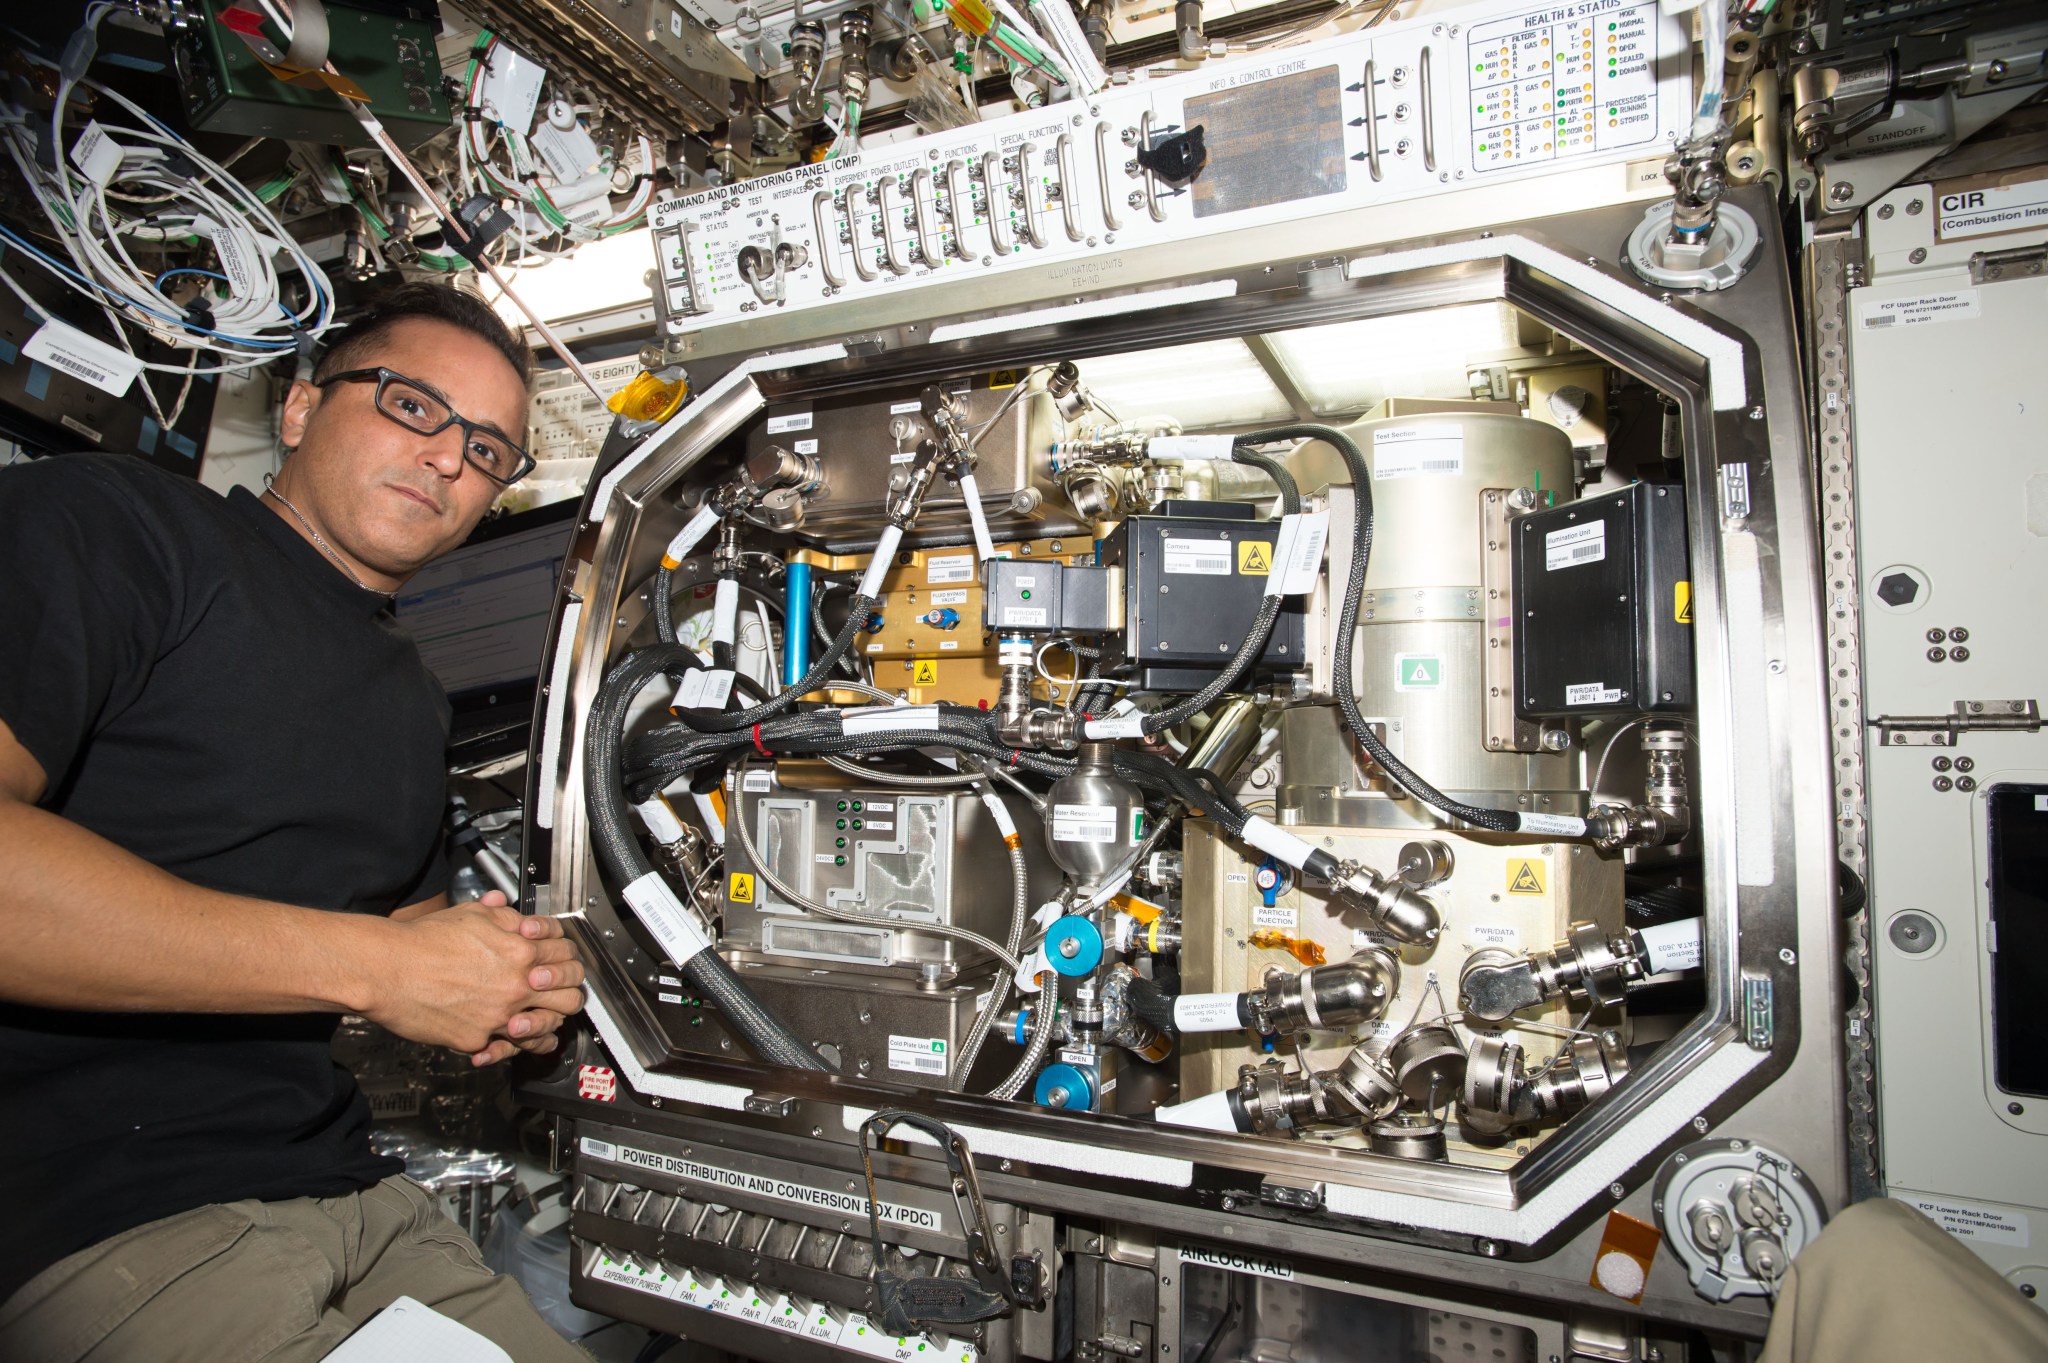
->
xmin=1083 ymin=713 xmax=1147 ymax=740
xmin=711 ymin=577 xmax=740 ymax=647
xmin=691 ymin=790 xmax=726 ymax=845
xmin=1147 ymin=434 xmax=1236 ymax=461
xmin=842 ymin=704 xmax=940 ymax=735
xmin=980 ymin=789 xmax=1020 ymax=839
xmin=1266 ymin=511 xmax=1329 ymax=597
xmin=860 ymin=524 xmax=904 ymax=598
xmin=632 ymin=795 xmax=687 ymax=844
xmin=1173 ymin=993 xmax=1247 ymax=1033
xmin=662 ymin=505 xmax=720 ymax=568
xmin=1238 ymin=814 xmax=1315 ymax=870
xmin=959 ymin=471 xmax=999 ymax=563
xmin=619 ymin=871 xmax=712 ymax=964
xmin=1637 ymin=917 xmax=1704 ymax=974
xmin=1517 ymin=812 xmax=1590 ymax=837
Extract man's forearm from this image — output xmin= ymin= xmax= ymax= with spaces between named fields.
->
xmin=1 ymin=798 xmax=391 ymax=1015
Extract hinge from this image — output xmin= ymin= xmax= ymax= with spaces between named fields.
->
xmin=1970 ymin=245 xmax=2047 ymax=285
xmin=1870 ymin=699 xmax=2041 ymax=747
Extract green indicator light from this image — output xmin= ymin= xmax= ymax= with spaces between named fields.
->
xmin=1475 ymin=63 xmax=1483 ymax=71
xmin=1020 ymin=589 xmax=1032 ymax=600
xmin=1609 ymin=106 xmax=1617 ymax=114
xmin=836 ymin=818 xmax=847 ymax=830
xmin=837 ymin=800 xmax=848 ymax=811
xmin=835 ymin=837 xmax=846 ymax=848
xmin=835 ymin=855 xmax=846 ymax=866
xmin=1608 ymin=21 xmax=1615 ymax=28
xmin=852 ymin=819 xmax=863 ymax=830
xmin=851 ymin=800 xmax=863 ymax=811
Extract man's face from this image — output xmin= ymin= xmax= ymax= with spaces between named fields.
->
xmin=275 ymin=317 xmax=529 ymax=590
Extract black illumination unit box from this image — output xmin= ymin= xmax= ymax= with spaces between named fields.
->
xmin=1099 ymin=506 xmax=1306 ymax=692
xmin=1512 ymin=482 xmax=1692 ymax=718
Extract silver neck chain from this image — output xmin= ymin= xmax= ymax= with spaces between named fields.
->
xmin=263 ymin=479 xmax=393 ymax=597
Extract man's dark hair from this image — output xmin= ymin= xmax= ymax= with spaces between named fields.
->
xmin=313 ymin=282 xmax=532 ymax=387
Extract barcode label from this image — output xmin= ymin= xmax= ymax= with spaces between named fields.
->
xmin=888 ymin=1034 xmax=950 ymax=1075
xmin=766 ymin=410 xmax=814 ymax=433
xmin=1371 ymin=424 xmax=1466 ymax=479
xmin=1162 ymin=536 xmax=1231 ymax=575
xmin=1052 ymin=802 xmax=1119 ymax=843
xmin=926 ymin=554 xmax=975 ymax=584
xmin=20 ymin=319 xmax=142 ymax=398
xmin=1545 ymin=520 xmax=1607 ymax=571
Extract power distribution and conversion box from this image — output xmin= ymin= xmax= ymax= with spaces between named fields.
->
xmin=1512 ymin=481 xmax=1691 ymax=718
xmin=1098 ymin=506 xmax=1308 ymax=692
xmin=169 ymin=0 xmax=451 ymax=150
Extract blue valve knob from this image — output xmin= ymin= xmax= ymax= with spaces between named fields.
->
xmin=919 ymin=607 xmax=961 ymax=629
xmin=1034 ymin=1063 xmax=1095 ymax=1111
xmin=1044 ymin=916 xmax=1103 ymax=977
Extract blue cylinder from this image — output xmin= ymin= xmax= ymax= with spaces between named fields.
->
xmin=1034 ymin=1063 xmax=1095 ymax=1111
xmin=1044 ymin=916 xmax=1104 ymax=977
xmin=782 ymin=559 xmax=812 ymax=686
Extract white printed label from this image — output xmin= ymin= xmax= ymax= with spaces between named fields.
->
xmin=765 ymin=410 xmax=814 ymax=433
xmin=888 ymin=1034 xmax=950 ymax=1075
xmin=1085 ymin=713 xmax=1147 ymax=739
xmin=198 ymin=218 xmax=260 ymax=299
xmin=1052 ymin=802 xmax=1119 ymax=844
xmin=889 ymin=399 xmax=923 ymax=414
xmin=842 ymin=704 xmax=940 ymax=735
xmin=1545 ymin=520 xmax=1607 ymax=570
xmin=529 ymin=118 xmax=598 ymax=181
xmin=1268 ymin=511 xmax=1330 ymax=596
xmin=1861 ymin=289 xmax=1981 ymax=330
xmin=1897 ymin=1195 xmax=2030 ymax=1248
xmin=1394 ymin=653 xmax=1443 ymax=691
xmin=793 ymin=437 xmax=819 ymax=454
xmin=926 ymin=554 xmax=975 ymax=584
xmin=21 ymin=320 xmax=142 ymax=397
xmin=1225 ymin=871 xmax=1250 ymax=885
xmin=1352 ymin=927 xmax=1395 ymax=950
xmin=1467 ymin=922 xmax=1522 ymax=948
xmin=930 ymin=589 xmax=968 ymax=605
xmin=621 ymin=871 xmax=712 ymax=963
xmin=579 ymin=1136 xmax=619 ymax=1160
xmin=1372 ymin=425 xmax=1465 ymax=479
xmin=601 ymin=1142 xmax=942 ymax=1229
xmin=1173 ymin=992 xmax=1244 ymax=1032
xmin=592 ymin=1254 xmax=675 ymax=1297
xmin=672 ymin=667 xmax=735 ymax=710
xmin=1148 ymin=434 xmax=1237 ymax=460
xmin=1251 ymin=904 xmax=1298 ymax=929
xmin=1180 ymin=1244 xmax=1294 ymax=1280
xmin=742 ymin=770 xmax=774 ymax=792
xmin=658 ymin=991 xmax=684 ymax=1003
xmin=670 ymin=7 xmax=684 ymax=35
xmin=1002 ymin=607 xmax=1048 ymax=626
xmin=1637 ymin=917 xmax=1703 ymax=973
xmin=1517 ymin=812 xmax=1589 ymax=836
xmin=1566 ymin=682 xmax=1623 ymax=706
xmin=1162 ymin=536 xmax=1232 ymax=575
xmin=69 ymin=121 xmax=121 ymax=186
xmin=1936 ymin=174 xmax=2048 ymax=240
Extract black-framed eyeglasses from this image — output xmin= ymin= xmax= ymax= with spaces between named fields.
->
xmin=317 ymin=367 xmax=535 ymax=485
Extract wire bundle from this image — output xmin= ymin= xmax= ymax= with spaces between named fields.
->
xmin=0 ymin=3 xmax=334 ymax=419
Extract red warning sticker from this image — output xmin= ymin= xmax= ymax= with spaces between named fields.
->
xmin=577 ymin=1065 xmax=619 ymax=1102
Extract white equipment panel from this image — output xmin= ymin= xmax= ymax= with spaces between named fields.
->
xmin=646 ymin=0 xmax=1691 ymax=335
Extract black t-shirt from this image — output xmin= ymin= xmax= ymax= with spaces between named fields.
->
xmin=0 ymin=454 xmax=452 ymax=1304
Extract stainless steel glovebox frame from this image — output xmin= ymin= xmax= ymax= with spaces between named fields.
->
xmin=517 ymin=187 xmax=1841 ymax=1337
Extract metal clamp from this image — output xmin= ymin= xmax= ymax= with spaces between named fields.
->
xmin=909 ymin=167 xmax=944 ymax=267
xmin=811 ymin=191 xmax=844 ymax=288
xmin=1418 ymin=45 xmax=1436 ymax=172
xmin=1054 ymin=133 xmax=1083 ymax=241
xmin=1137 ymin=112 xmax=1166 ymax=222
xmin=876 ymin=175 xmax=914 ymax=273
xmin=1360 ymin=60 xmax=1383 ymax=182
xmin=843 ymin=190 xmax=878 ymax=282
xmin=981 ymin=151 xmax=1013 ymax=255
xmin=1872 ymin=698 xmax=2040 ymax=747
xmin=858 ymin=1110 xmax=1042 ymax=1337
xmin=1015 ymin=143 xmax=1047 ymax=248
xmin=944 ymin=159 xmax=973 ymax=258
xmin=1094 ymin=122 xmax=1122 ymax=231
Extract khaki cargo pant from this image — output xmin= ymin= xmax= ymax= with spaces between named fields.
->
xmin=0 ymin=1175 xmax=591 ymax=1363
